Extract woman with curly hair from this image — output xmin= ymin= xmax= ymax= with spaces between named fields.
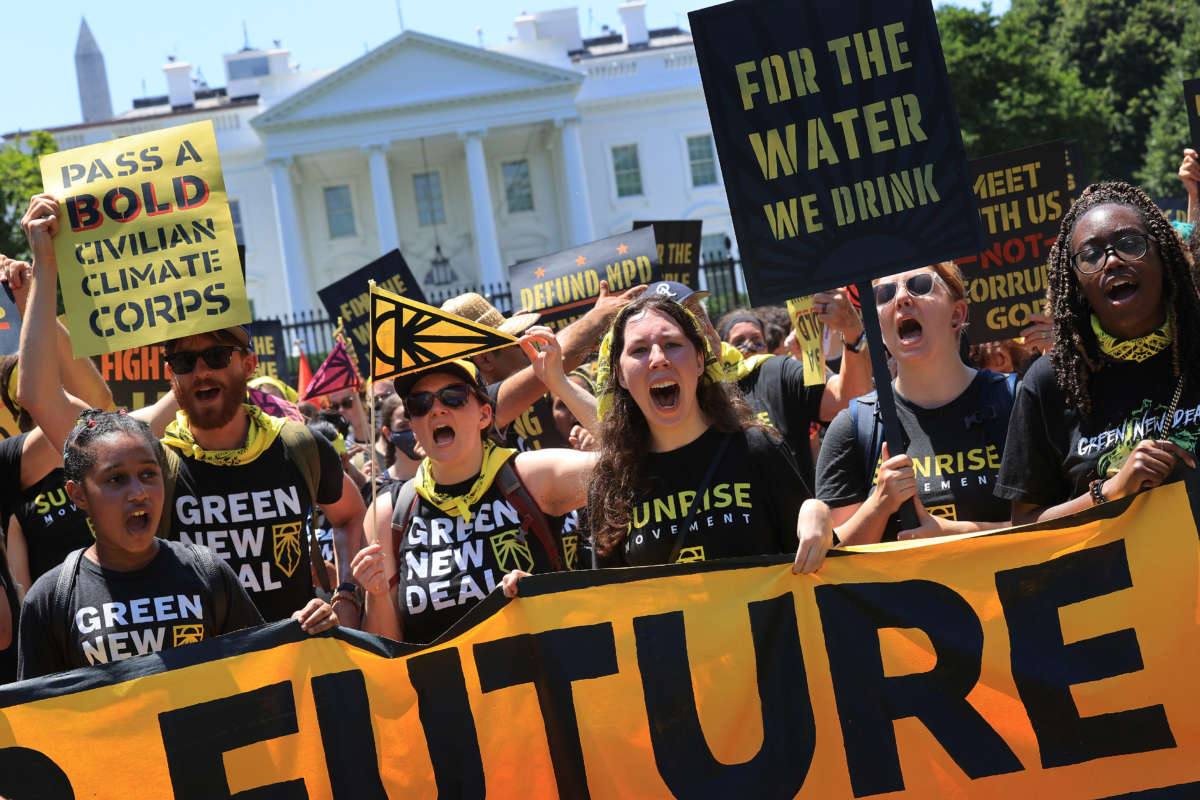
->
xmin=583 ymin=295 xmax=831 ymax=571
xmin=997 ymin=182 xmax=1200 ymax=523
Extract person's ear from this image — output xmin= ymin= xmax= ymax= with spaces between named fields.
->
xmin=65 ymin=479 xmax=88 ymax=513
xmin=616 ymin=363 xmax=627 ymax=390
xmin=951 ymin=300 xmax=968 ymax=330
xmin=240 ymin=350 xmax=258 ymax=376
xmin=478 ymin=400 xmax=494 ymax=433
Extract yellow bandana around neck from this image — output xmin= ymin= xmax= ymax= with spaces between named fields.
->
xmin=595 ymin=306 xmax=725 ymax=420
xmin=162 ymin=403 xmax=287 ymax=466
xmin=1091 ymin=314 xmax=1172 ymax=363
xmin=413 ymin=439 xmax=517 ymax=522
xmin=719 ymin=341 xmax=772 ymax=382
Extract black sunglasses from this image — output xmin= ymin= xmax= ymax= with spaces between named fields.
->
xmin=164 ymin=345 xmax=244 ymax=375
xmin=331 ymin=396 xmax=357 ymax=411
xmin=873 ymin=272 xmax=942 ymax=306
xmin=405 ymin=383 xmax=474 ymax=417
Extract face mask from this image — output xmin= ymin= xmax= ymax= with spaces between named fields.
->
xmin=390 ymin=429 xmax=421 ymax=460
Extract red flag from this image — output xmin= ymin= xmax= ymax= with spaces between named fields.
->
xmin=295 ymin=339 xmax=315 ymax=403
xmin=302 ymin=338 xmax=360 ymax=401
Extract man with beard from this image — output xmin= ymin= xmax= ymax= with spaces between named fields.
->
xmin=157 ymin=327 xmax=366 ymax=626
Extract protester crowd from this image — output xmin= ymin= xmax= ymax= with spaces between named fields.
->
xmin=0 ymin=156 xmax=1197 ymax=683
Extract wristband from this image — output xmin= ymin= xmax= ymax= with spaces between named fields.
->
xmin=332 ymin=589 xmax=362 ymax=613
xmin=335 ymin=581 xmax=358 ymax=595
xmin=1089 ymin=478 xmax=1108 ymax=505
xmin=842 ymin=330 xmax=866 ymax=354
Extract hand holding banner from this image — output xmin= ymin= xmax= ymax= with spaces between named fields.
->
xmin=38 ymin=120 xmax=250 ymax=357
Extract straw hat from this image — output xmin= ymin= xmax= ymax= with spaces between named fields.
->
xmin=441 ymin=292 xmax=540 ymax=336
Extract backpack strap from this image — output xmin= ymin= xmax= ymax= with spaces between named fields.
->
xmin=387 ymin=478 xmax=420 ymax=590
xmin=154 ymin=447 xmax=181 ymax=540
xmin=52 ymin=547 xmax=86 ymax=665
xmin=850 ymin=391 xmax=882 ymax=482
xmin=495 ymin=459 xmax=564 ymax=572
xmin=278 ymin=423 xmax=330 ymax=593
xmin=185 ymin=543 xmax=228 ymax=633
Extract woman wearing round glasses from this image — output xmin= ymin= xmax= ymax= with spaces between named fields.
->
xmin=350 ymin=347 xmax=596 ymax=643
xmin=997 ymin=182 xmax=1200 ymax=523
xmin=816 ymin=262 xmax=1016 ymax=543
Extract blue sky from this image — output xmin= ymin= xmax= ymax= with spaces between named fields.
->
xmin=0 ymin=0 xmax=1010 ymax=136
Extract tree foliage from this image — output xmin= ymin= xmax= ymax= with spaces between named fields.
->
xmin=935 ymin=0 xmax=1200 ymax=200
xmin=0 ymin=131 xmax=56 ymax=261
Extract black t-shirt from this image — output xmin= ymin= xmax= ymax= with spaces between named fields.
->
xmin=997 ymin=349 xmax=1200 ymax=506
xmin=737 ymin=356 xmax=824 ymax=486
xmin=164 ymin=431 xmax=344 ymax=622
xmin=0 ymin=551 xmax=18 ymax=685
xmin=0 ymin=433 xmax=27 ymax=525
xmin=594 ymin=426 xmax=809 ymax=567
xmin=16 ymin=468 xmax=96 ymax=583
xmin=816 ymin=370 xmax=1014 ymax=542
xmin=393 ymin=470 xmax=567 ymax=644
xmin=486 ymin=382 xmax=572 ymax=451
xmin=17 ymin=540 xmax=263 ymax=680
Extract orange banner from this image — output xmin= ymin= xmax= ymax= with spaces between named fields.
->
xmin=1 ymin=481 xmax=1198 ymax=798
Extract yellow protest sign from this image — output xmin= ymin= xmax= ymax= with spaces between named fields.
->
xmin=2 ymin=480 xmax=1199 ymax=798
xmin=787 ymin=295 xmax=825 ymax=385
xmin=39 ymin=120 xmax=250 ymax=357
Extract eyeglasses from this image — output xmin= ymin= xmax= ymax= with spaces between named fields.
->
xmin=164 ymin=345 xmax=243 ymax=375
xmin=331 ymin=396 xmax=357 ymax=411
xmin=1071 ymin=233 xmax=1152 ymax=274
xmin=405 ymin=383 xmax=474 ymax=417
xmin=873 ymin=272 xmax=943 ymax=306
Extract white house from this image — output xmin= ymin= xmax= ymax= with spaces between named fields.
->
xmin=6 ymin=3 xmax=735 ymax=317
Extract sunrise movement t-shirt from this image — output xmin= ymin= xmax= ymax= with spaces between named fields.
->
xmin=594 ymin=426 xmax=810 ymax=567
xmin=997 ymin=349 xmax=1200 ymax=506
xmin=816 ymin=369 xmax=1014 ymax=542
xmin=736 ymin=356 xmax=825 ymax=486
xmin=163 ymin=434 xmax=344 ymax=622
xmin=17 ymin=540 xmax=263 ymax=680
xmin=15 ymin=469 xmax=96 ymax=584
xmin=486 ymin=383 xmax=572 ymax=451
xmin=392 ymin=472 xmax=567 ymax=644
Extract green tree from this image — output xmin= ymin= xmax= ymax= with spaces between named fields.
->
xmin=936 ymin=3 xmax=1111 ymax=174
xmin=1136 ymin=13 xmax=1200 ymax=198
xmin=0 ymin=131 xmax=56 ymax=261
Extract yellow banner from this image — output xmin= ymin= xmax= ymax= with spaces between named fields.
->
xmin=787 ymin=295 xmax=825 ymax=386
xmin=2 ymin=482 xmax=1199 ymax=798
xmin=39 ymin=120 xmax=250 ymax=358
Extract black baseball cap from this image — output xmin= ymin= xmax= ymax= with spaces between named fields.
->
xmin=392 ymin=358 xmax=484 ymax=399
xmin=646 ymin=281 xmax=709 ymax=304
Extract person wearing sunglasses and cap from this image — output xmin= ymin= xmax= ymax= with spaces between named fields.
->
xmin=351 ymin=343 xmax=596 ymax=644
xmin=816 ymin=262 xmax=1016 ymax=544
xmin=998 ymin=182 xmax=1200 ymax=524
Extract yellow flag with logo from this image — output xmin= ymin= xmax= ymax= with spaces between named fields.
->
xmin=370 ymin=283 xmax=517 ymax=380
xmin=38 ymin=120 xmax=250 ymax=358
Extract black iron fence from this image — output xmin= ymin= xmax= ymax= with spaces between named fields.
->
xmin=265 ymin=256 xmax=749 ymax=372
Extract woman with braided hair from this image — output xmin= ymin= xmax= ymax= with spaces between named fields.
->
xmin=997 ymin=182 xmax=1200 ymax=524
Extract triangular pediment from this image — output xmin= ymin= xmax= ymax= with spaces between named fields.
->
xmin=253 ymin=31 xmax=582 ymax=129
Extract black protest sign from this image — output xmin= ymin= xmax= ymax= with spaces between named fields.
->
xmin=1185 ymin=79 xmax=1200 ymax=147
xmin=93 ymin=346 xmax=172 ymax=410
xmin=510 ymin=228 xmax=660 ymax=331
xmin=633 ymin=220 xmax=702 ymax=287
xmin=0 ymin=286 xmax=21 ymax=355
xmin=248 ymin=319 xmax=288 ymax=383
xmin=1156 ymin=197 xmax=1188 ymax=225
xmin=317 ymin=249 xmax=424 ymax=369
xmin=1065 ymin=140 xmax=1086 ymax=201
xmin=954 ymin=141 xmax=1071 ymax=343
xmin=689 ymin=0 xmax=983 ymax=305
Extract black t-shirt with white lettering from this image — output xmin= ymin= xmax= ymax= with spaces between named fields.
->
xmin=737 ymin=356 xmax=824 ymax=486
xmin=997 ymin=349 xmax=1200 ymax=506
xmin=16 ymin=468 xmax=95 ymax=583
xmin=816 ymin=370 xmax=1014 ymax=542
xmin=486 ymin=383 xmax=572 ymax=451
xmin=165 ymin=433 xmax=344 ymax=622
xmin=594 ymin=426 xmax=809 ymax=567
xmin=393 ymin=471 xmax=566 ymax=644
xmin=17 ymin=540 xmax=262 ymax=680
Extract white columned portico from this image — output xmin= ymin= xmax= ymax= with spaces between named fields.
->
xmin=364 ymin=143 xmax=400 ymax=255
xmin=557 ymin=117 xmax=595 ymax=246
xmin=460 ymin=129 xmax=504 ymax=286
xmin=266 ymin=156 xmax=314 ymax=315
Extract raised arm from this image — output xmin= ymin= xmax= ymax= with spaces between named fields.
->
xmin=493 ymin=281 xmax=644 ymax=427
xmin=518 ymin=326 xmax=599 ymax=439
xmin=814 ymin=288 xmax=872 ymax=422
xmin=351 ymin=490 xmax=404 ymax=641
